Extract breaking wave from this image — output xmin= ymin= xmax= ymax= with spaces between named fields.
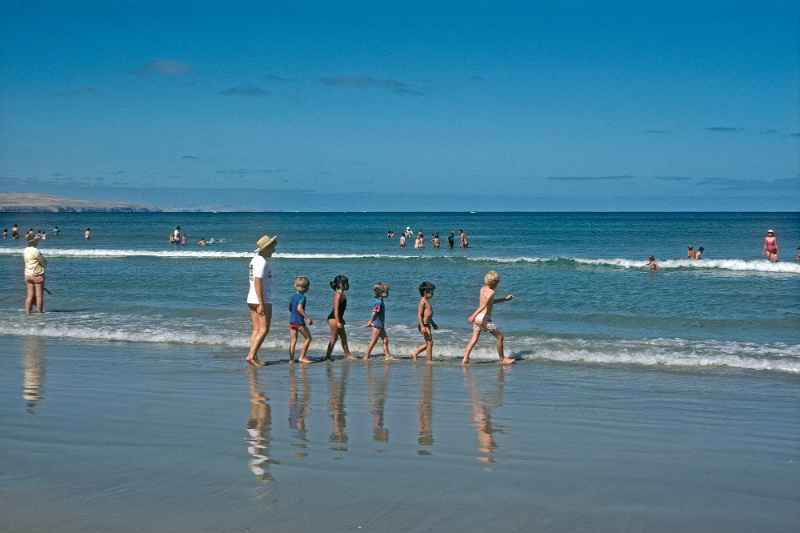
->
xmin=0 ymin=248 xmax=798 ymax=274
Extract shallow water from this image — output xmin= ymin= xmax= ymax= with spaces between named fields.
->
xmin=0 ymin=336 xmax=798 ymax=532
xmin=1 ymin=212 xmax=798 ymax=373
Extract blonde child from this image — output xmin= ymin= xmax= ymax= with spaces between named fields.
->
xmin=365 ymin=282 xmax=393 ymax=360
xmin=288 ymin=276 xmax=314 ymax=364
xmin=462 ymin=271 xmax=515 ymax=365
xmin=411 ymin=281 xmax=438 ymax=361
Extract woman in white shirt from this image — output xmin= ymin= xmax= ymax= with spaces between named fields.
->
xmin=246 ymin=234 xmax=278 ymax=366
xmin=23 ymin=235 xmax=47 ymax=314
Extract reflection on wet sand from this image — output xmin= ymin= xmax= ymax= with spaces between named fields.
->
xmin=288 ymin=364 xmax=310 ymax=458
xmin=367 ymin=361 xmax=391 ymax=443
xmin=246 ymin=367 xmax=273 ymax=481
xmin=327 ymin=361 xmax=350 ymax=451
xmin=22 ymin=336 xmax=46 ymax=414
xmin=464 ymin=367 xmax=507 ymax=465
xmin=417 ymin=362 xmax=433 ymax=453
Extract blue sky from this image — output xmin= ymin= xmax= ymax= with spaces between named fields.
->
xmin=0 ymin=1 xmax=798 ymax=210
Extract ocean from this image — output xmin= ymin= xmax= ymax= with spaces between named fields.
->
xmin=1 ymin=212 xmax=798 ymax=371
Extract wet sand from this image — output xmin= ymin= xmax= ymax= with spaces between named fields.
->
xmin=1 ymin=335 xmax=798 ymax=532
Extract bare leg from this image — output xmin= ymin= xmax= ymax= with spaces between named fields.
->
xmin=299 ymin=326 xmax=313 ymax=362
xmin=326 ymin=319 xmax=339 ymax=360
xmin=462 ymin=329 xmax=482 ymax=364
xmin=365 ymin=328 xmax=381 ymax=359
xmin=246 ymin=304 xmax=271 ymax=365
xmin=383 ymin=335 xmax=394 ymax=360
xmin=288 ymin=328 xmax=299 ymax=362
xmin=489 ymin=330 xmax=515 ymax=365
xmin=34 ymin=283 xmax=44 ymax=313
xmin=25 ymin=280 xmax=35 ymax=315
xmin=339 ymin=328 xmax=353 ymax=358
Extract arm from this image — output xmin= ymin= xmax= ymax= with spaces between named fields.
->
xmin=332 ymin=292 xmax=342 ymax=325
xmin=254 ymin=277 xmax=265 ymax=314
xmin=297 ymin=299 xmax=313 ymax=325
xmin=367 ymin=303 xmax=380 ymax=326
xmin=417 ymin=299 xmax=426 ymax=328
xmin=493 ymin=294 xmax=513 ymax=304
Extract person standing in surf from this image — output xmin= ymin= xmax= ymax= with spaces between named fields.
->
xmin=246 ymin=234 xmax=278 ymax=366
xmin=23 ymin=234 xmax=47 ymax=314
xmin=325 ymin=275 xmax=353 ymax=360
xmin=462 ymin=271 xmax=515 ymax=365
xmin=762 ymin=229 xmax=779 ymax=262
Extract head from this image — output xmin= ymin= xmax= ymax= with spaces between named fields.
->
xmin=293 ymin=276 xmax=310 ymax=293
xmin=373 ymin=282 xmax=390 ymax=298
xmin=330 ymin=274 xmax=350 ymax=292
xmin=484 ymin=271 xmax=500 ymax=288
xmin=767 ymin=229 xmax=775 ymax=237
xmin=648 ymin=255 xmax=655 ymax=262
xmin=418 ymin=281 xmax=436 ymax=298
xmin=688 ymin=246 xmax=693 ymax=250
xmin=255 ymin=234 xmax=278 ymax=257
xmin=698 ymin=247 xmax=704 ymax=252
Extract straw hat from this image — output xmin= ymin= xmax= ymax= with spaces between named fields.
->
xmin=254 ymin=234 xmax=278 ymax=253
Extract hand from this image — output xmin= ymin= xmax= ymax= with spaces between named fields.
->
xmin=505 ymin=294 xmax=513 ymax=301
xmin=307 ymin=318 xmax=314 ymax=326
xmin=366 ymin=321 xmax=373 ymax=328
xmin=256 ymin=304 xmax=265 ymax=315
xmin=432 ymin=321 xmax=439 ymax=330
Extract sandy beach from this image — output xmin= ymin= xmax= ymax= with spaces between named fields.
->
xmin=1 ymin=335 xmax=798 ymax=532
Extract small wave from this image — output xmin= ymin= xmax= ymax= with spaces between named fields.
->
xmin=2 ymin=323 xmax=798 ymax=374
xmin=1 ymin=248 xmax=797 ymax=273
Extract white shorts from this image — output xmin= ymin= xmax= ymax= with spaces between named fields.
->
xmin=472 ymin=313 xmax=500 ymax=334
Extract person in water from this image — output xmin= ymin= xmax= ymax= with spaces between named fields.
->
xmin=399 ymin=234 xmax=406 ymax=248
xmin=325 ymin=275 xmax=353 ymax=360
xmin=447 ymin=231 xmax=455 ymax=249
xmin=763 ymin=229 xmax=779 ymax=262
xmin=23 ymin=235 xmax=47 ymax=314
xmin=84 ymin=228 xmax=92 ymax=240
xmin=11 ymin=224 xmax=19 ymax=239
xmin=246 ymin=234 xmax=278 ymax=366
xmin=463 ymin=271 xmax=515 ymax=365
xmin=695 ymin=246 xmax=704 ymax=260
xmin=288 ymin=276 xmax=314 ymax=364
xmin=796 ymin=246 xmax=800 ymax=263
xmin=432 ymin=233 xmax=441 ymax=249
xmin=365 ymin=282 xmax=393 ymax=360
xmin=647 ymin=256 xmax=658 ymax=272
xmin=2 ymin=228 xmax=6 ymax=239
xmin=687 ymin=246 xmax=695 ymax=259
xmin=411 ymin=281 xmax=438 ymax=361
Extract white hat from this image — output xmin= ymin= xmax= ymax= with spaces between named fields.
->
xmin=254 ymin=234 xmax=278 ymax=253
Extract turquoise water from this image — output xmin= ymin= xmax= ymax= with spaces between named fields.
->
xmin=1 ymin=212 xmax=798 ymax=372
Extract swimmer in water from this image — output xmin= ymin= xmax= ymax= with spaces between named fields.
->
xmin=399 ymin=234 xmax=406 ymax=248
xmin=84 ymin=228 xmax=92 ymax=240
xmin=463 ymin=271 xmax=515 ymax=365
xmin=695 ymin=246 xmax=704 ymax=260
xmin=647 ymin=256 xmax=658 ymax=272
xmin=762 ymin=229 xmax=779 ymax=262
xmin=687 ymin=246 xmax=695 ymax=259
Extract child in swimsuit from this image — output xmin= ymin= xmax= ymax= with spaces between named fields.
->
xmin=763 ymin=229 xmax=779 ymax=262
xmin=325 ymin=274 xmax=352 ymax=360
xmin=288 ymin=276 xmax=314 ymax=364
xmin=412 ymin=281 xmax=438 ymax=361
xmin=365 ymin=282 xmax=393 ymax=360
xmin=462 ymin=271 xmax=515 ymax=365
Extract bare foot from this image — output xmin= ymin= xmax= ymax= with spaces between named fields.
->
xmin=384 ymin=356 xmax=396 ymax=362
xmin=461 ymin=358 xmax=470 ymax=365
xmin=247 ymin=358 xmax=265 ymax=367
xmin=299 ymin=357 xmax=313 ymax=364
xmin=500 ymin=357 xmax=516 ymax=365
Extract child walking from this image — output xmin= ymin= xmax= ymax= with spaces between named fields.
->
xmin=325 ymin=274 xmax=353 ymax=360
xmin=462 ymin=271 xmax=515 ymax=365
xmin=411 ymin=281 xmax=438 ymax=361
xmin=288 ymin=276 xmax=314 ymax=364
xmin=365 ymin=282 xmax=394 ymax=360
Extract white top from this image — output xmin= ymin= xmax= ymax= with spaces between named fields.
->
xmin=247 ymin=254 xmax=272 ymax=304
xmin=23 ymin=246 xmax=46 ymax=277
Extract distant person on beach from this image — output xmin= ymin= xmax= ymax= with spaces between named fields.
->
xmin=246 ymin=234 xmax=278 ymax=367
xmin=387 ymin=230 xmax=395 ymax=239
xmin=52 ymin=226 xmax=59 ymax=236
xmin=25 ymin=228 xmax=34 ymax=241
xmin=23 ymin=235 xmax=47 ymax=314
xmin=448 ymin=231 xmax=455 ymax=249
xmin=197 ymin=238 xmax=207 ymax=246
xmin=11 ymin=224 xmax=19 ymax=239
xmin=695 ymin=246 xmax=704 ymax=260
xmin=411 ymin=281 xmax=438 ymax=361
xmin=84 ymin=228 xmax=92 ymax=240
xmin=2 ymin=228 xmax=7 ymax=239
xmin=414 ymin=232 xmax=424 ymax=249
xmin=365 ymin=282 xmax=393 ymax=360
xmin=647 ymin=256 xmax=658 ymax=272
xmin=288 ymin=276 xmax=314 ymax=364
xmin=687 ymin=246 xmax=695 ymax=259
xmin=325 ymin=275 xmax=352 ymax=360
xmin=170 ymin=226 xmax=181 ymax=244
xmin=399 ymin=234 xmax=406 ymax=248
xmin=762 ymin=229 xmax=779 ymax=262
xmin=463 ymin=271 xmax=515 ymax=365
xmin=432 ymin=233 xmax=441 ymax=249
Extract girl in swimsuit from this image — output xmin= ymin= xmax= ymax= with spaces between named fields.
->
xmin=763 ymin=229 xmax=779 ymax=262
xmin=325 ymin=275 xmax=353 ymax=360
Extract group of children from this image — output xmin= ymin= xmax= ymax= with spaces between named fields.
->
xmin=244 ymin=229 xmax=515 ymax=367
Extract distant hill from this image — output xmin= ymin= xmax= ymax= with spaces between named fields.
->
xmin=0 ymin=193 xmax=160 ymax=213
